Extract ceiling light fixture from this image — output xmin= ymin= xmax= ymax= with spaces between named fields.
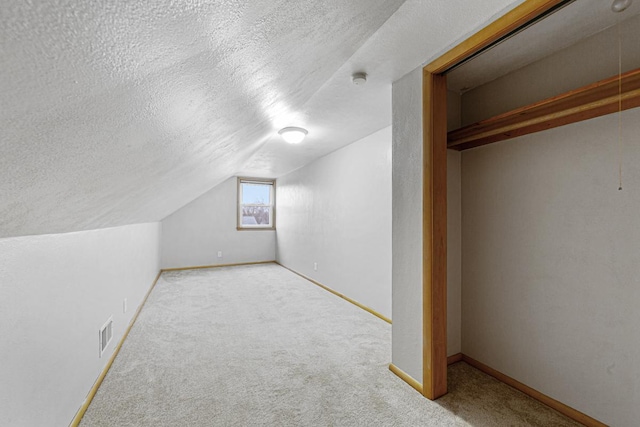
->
xmin=352 ymin=72 xmax=367 ymax=85
xmin=611 ymin=0 xmax=632 ymax=12
xmin=278 ymin=127 xmax=308 ymax=144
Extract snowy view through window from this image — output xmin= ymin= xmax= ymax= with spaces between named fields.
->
xmin=240 ymin=181 xmax=273 ymax=227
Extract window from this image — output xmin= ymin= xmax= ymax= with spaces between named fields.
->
xmin=237 ymin=178 xmax=275 ymax=230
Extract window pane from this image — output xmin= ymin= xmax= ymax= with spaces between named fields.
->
xmin=242 ymin=183 xmax=271 ymax=204
xmin=241 ymin=206 xmax=270 ymax=225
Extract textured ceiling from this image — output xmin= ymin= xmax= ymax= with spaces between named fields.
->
xmin=0 ymin=0 xmax=519 ymax=238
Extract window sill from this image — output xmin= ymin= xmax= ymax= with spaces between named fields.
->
xmin=236 ymin=227 xmax=276 ymax=231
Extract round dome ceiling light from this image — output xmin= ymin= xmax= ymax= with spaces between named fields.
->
xmin=278 ymin=127 xmax=308 ymax=144
xmin=611 ymin=0 xmax=632 ymax=12
xmin=352 ymin=72 xmax=367 ymax=85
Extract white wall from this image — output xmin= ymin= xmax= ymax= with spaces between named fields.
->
xmin=161 ymin=177 xmax=276 ymax=269
xmin=447 ymin=90 xmax=463 ymax=356
xmin=391 ymin=67 xmax=423 ymax=381
xmin=462 ymin=106 xmax=640 ymax=426
xmin=447 ymin=150 xmax=462 ymax=356
xmin=391 ymin=69 xmax=464 ymax=382
xmin=276 ymin=127 xmax=392 ymax=319
xmin=0 ymin=223 xmax=161 ymax=427
xmin=459 ymin=16 xmax=640 ymax=424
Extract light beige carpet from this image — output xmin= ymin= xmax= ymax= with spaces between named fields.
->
xmin=80 ymin=263 xmax=579 ymax=426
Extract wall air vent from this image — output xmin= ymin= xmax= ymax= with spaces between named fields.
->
xmin=99 ymin=317 xmax=113 ymax=358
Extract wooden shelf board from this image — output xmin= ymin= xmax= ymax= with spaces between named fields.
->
xmin=448 ymin=68 xmax=640 ymax=151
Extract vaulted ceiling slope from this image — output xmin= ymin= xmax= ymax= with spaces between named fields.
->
xmin=0 ymin=0 xmax=518 ymax=238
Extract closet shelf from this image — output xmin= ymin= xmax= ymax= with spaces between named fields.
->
xmin=448 ymin=68 xmax=640 ymax=151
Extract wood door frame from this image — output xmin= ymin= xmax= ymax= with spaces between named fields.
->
xmin=420 ymin=0 xmax=567 ymax=400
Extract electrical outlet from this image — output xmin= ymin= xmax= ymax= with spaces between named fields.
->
xmin=217 ymin=251 xmax=223 ymax=258
xmin=314 ymin=262 xmax=317 ymax=271
xmin=123 ymin=298 xmax=127 ymax=313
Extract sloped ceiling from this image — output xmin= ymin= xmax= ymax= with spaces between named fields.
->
xmin=0 ymin=0 xmax=519 ymax=238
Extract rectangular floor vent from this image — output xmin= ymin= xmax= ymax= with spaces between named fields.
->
xmin=99 ymin=317 xmax=113 ymax=358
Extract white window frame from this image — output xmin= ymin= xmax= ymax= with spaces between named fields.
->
xmin=237 ymin=177 xmax=275 ymax=230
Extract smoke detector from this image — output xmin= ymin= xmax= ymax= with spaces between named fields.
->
xmin=352 ymin=72 xmax=367 ymax=85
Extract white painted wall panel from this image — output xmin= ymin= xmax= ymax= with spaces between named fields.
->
xmin=0 ymin=223 xmax=161 ymax=427
xmin=391 ymin=67 xmax=423 ymax=381
xmin=391 ymin=68 xmax=465 ymax=382
xmin=161 ymin=177 xmax=276 ymax=269
xmin=447 ymin=149 xmax=462 ymax=356
xmin=462 ymin=109 xmax=640 ymax=426
xmin=276 ymin=126 xmax=392 ymax=319
xmin=461 ymin=19 xmax=640 ymax=424
xmin=448 ymin=90 xmax=463 ymax=356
